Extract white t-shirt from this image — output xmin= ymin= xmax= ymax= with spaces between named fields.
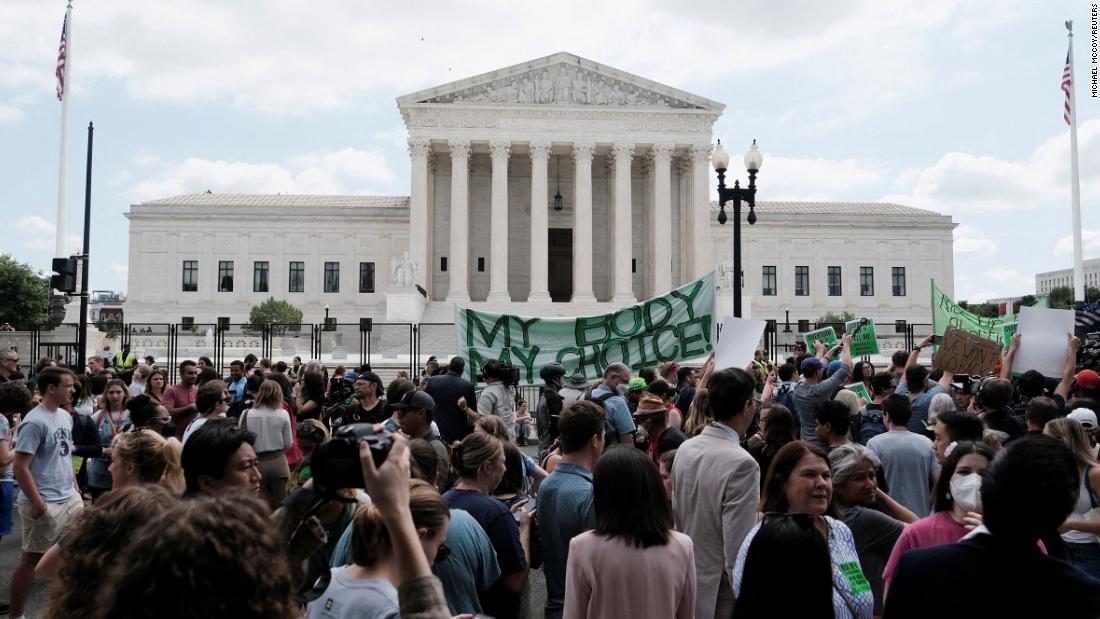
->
xmin=182 ymin=413 xmax=226 ymax=445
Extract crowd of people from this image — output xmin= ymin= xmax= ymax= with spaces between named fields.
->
xmin=0 ymin=329 xmax=1099 ymax=618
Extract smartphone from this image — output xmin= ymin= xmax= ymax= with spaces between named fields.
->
xmin=931 ymin=335 xmax=944 ymax=346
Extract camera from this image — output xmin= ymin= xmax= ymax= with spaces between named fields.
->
xmin=309 ymin=423 xmax=391 ymax=493
xmin=479 ymin=361 xmax=521 ymax=386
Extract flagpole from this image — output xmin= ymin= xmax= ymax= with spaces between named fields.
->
xmin=55 ymin=0 xmax=73 ymax=257
xmin=1068 ymin=20 xmax=1084 ymax=302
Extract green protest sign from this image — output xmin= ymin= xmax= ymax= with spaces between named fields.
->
xmin=1001 ymin=322 xmax=1018 ymax=350
xmin=931 ymin=280 xmax=1017 ymax=342
xmin=803 ymin=327 xmax=837 ymax=354
xmin=844 ymin=318 xmax=879 ymax=356
xmin=845 ymin=382 xmax=871 ymax=402
xmin=456 ymin=272 xmax=715 ymax=385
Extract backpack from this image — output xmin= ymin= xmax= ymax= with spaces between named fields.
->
xmin=858 ymin=403 xmax=888 ymax=445
xmin=584 ymin=391 xmax=620 ymax=446
xmin=772 ymin=382 xmax=796 ymax=415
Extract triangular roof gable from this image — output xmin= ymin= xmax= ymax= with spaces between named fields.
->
xmin=397 ymin=52 xmax=724 ymax=112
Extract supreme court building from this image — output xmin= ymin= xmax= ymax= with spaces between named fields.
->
xmin=124 ymin=53 xmax=956 ymax=328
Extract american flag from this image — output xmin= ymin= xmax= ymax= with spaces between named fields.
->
xmin=1060 ymin=48 xmax=1069 ymax=126
xmin=56 ymin=13 xmax=68 ymax=101
xmin=1076 ymin=302 xmax=1100 ymax=335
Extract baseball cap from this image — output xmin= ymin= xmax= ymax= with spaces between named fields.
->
xmin=628 ymin=377 xmax=648 ymax=391
xmin=1069 ymin=408 xmax=1098 ymax=430
xmin=355 ymin=371 xmax=385 ymax=396
xmin=390 ymin=389 xmax=435 ymax=413
xmin=801 ymin=357 xmax=824 ymax=374
xmin=1075 ymin=370 xmax=1100 ymax=391
xmin=826 ymin=360 xmax=842 ymax=374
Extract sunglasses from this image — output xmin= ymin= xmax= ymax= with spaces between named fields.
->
xmin=434 ymin=543 xmax=452 ymax=565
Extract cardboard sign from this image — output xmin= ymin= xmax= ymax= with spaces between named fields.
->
xmin=803 ymin=327 xmax=838 ymax=354
xmin=845 ymin=382 xmax=871 ymax=402
xmin=932 ymin=326 xmax=1002 ymax=376
xmin=1015 ymin=306 xmax=1076 ymax=378
xmin=844 ymin=318 xmax=880 ymax=356
xmin=715 ymin=317 xmax=767 ymax=372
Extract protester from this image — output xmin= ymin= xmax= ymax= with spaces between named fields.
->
xmin=535 ymin=362 xmax=567 ymax=461
xmin=829 ymin=443 xmax=916 ymax=615
xmin=125 ymin=394 xmax=174 ymax=437
xmin=308 ymin=480 xmax=450 ymax=619
xmin=128 ymin=364 xmax=152 ymax=398
xmin=226 ymin=360 xmax=247 ymax=403
xmin=970 ymin=377 xmax=1024 ymax=442
xmin=674 ymin=365 xmax=699 ymax=412
xmin=1044 ymin=417 xmax=1100 ymax=579
xmin=239 ymin=380 xmax=294 ymax=508
xmin=867 ymin=394 xmax=938 ymax=517
xmin=330 ymin=372 xmax=387 ymax=429
xmin=746 ymin=403 xmax=797 ymax=488
xmin=109 ymin=429 xmax=185 ymax=495
xmin=477 ymin=359 xmax=520 ymax=440
xmin=392 ymin=390 xmax=449 ymax=481
xmin=423 ymin=356 xmax=478 ymax=444
xmin=931 ymin=409 xmax=985 ymax=464
xmin=682 ymin=387 xmax=713 ymax=437
xmin=9 ymin=368 xmax=85 ymax=619
xmin=794 ymin=335 xmax=853 ymax=445
xmin=585 ymin=362 xmax=636 ymax=447
xmin=644 ymin=379 xmax=683 ymax=430
xmin=883 ymin=437 xmax=1100 ymax=618
xmin=92 ymin=378 xmax=131 ymax=453
xmin=563 ymin=446 xmax=695 ymax=619
xmin=444 ymin=432 xmax=531 ymax=619
xmin=850 ymin=361 xmax=874 ymax=392
xmin=882 ymin=441 xmax=993 ymax=585
xmin=297 ymin=371 xmax=327 ymax=421
xmin=294 ymin=419 xmax=329 ymax=484
xmin=559 ymin=371 xmax=590 ymax=408
xmin=815 ymin=399 xmax=854 ymax=454
xmin=181 ymin=380 xmax=230 ymax=444
xmin=41 ymin=485 xmax=178 ymax=619
xmin=658 ymin=448 xmax=676 ymax=501
xmin=162 ymin=360 xmax=199 ymax=440
xmin=144 ymin=369 xmax=168 ymax=404
xmin=731 ymin=512 xmax=835 ymax=618
xmin=180 ymin=419 xmax=261 ymax=497
xmin=894 ymin=337 xmax=949 ymax=432
xmin=1024 ymin=395 xmax=1063 ymax=437
xmin=672 ymin=367 xmax=760 ymax=619
xmin=634 ymin=393 xmax=686 ymax=464
xmin=733 ymin=440 xmax=873 ymax=619
xmin=926 ymin=392 xmax=955 ymax=429
xmin=539 ymin=401 xmax=604 ymax=619
xmin=0 ymin=350 xmax=19 ymax=383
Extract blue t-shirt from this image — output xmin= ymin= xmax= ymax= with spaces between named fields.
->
xmin=227 ymin=377 xmax=247 ymax=403
xmin=895 ymin=381 xmax=945 ymax=433
xmin=591 ymin=384 xmax=636 ymax=444
xmin=444 ymin=488 xmax=525 ymax=619
xmin=537 ymin=461 xmax=595 ymax=619
xmin=14 ymin=404 xmax=76 ymax=504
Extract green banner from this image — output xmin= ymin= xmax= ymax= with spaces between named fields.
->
xmin=931 ymin=280 xmax=1017 ymax=342
xmin=845 ymin=318 xmax=880 ymax=356
xmin=456 ymin=273 xmax=715 ymax=385
xmin=803 ymin=327 xmax=838 ymax=353
xmin=845 ymin=382 xmax=871 ymax=402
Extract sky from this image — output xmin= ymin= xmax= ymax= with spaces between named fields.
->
xmin=1 ymin=0 xmax=1098 ymax=304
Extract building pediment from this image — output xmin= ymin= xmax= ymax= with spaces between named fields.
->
xmin=397 ymin=52 xmax=724 ymax=112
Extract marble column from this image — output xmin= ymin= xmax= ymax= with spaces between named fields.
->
xmin=445 ymin=140 xmax=471 ymax=304
xmin=652 ymin=143 xmax=674 ymax=294
xmin=527 ymin=141 xmax=552 ymax=303
xmin=487 ymin=141 xmax=511 ymax=302
xmin=407 ymin=138 xmax=431 ymax=292
xmin=571 ymin=142 xmax=596 ymax=302
xmin=611 ymin=143 xmax=636 ymax=304
xmin=691 ymin=144 xmax=713 ymax=280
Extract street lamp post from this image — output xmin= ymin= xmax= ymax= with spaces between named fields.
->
xmin=784 ymin=307 xmax=791 ymax=333
xmin=324 ymin=305 xmax=330 ymax=331
xmin=712 ymin=140 xmax=763 ymax=318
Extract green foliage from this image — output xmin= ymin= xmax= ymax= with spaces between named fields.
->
xmin=816 ymin=311 xmax=855 ymax=324
xmin=1048 ymin=286 xmax=1075 ymax=309
xmin=97 ymin=316 xmax=123 ymax=338
xmin=0 ymin=254 xmax=49 ymax=327
xmin=1012 ymin=295 xmax=1037 ymax=314
xmin=248 ymin=297 xmax=303 ymax=335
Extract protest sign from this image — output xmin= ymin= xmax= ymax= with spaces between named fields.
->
xmin=715 ymin=317 xmax=767 ymax=371
xmin=845 ymin=382 xmax=871 ymax=402
xmin=932 ymin=326 xmax=1002 ymax=376
xmin=931 ymin=281 xmax=1016 ymax=341
xmin=1015 ymin=306 xmax=1076 ymax=378
xmin=803 ymin=327 xmax=838 ymax=353
xmin=1001 ymin=322 xmax=1018 ymax=350
xmin=456 ymin=272 xmax=715 ymax=384
xmin=844 ymin=318 xmax=879 ymax=356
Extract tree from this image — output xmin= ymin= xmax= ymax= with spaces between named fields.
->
xmin=0 ymin=254 xmax=49 ymax=327
xmin=248 ymin=297 xmax=303 ymax=336
xmin=1048 ymin=286 xmax=1075 ymax=309
xmin=816 ymin=311 xmax=855 ymax=324
xmin=1012 ymin=295 xmax=1037 ymax=314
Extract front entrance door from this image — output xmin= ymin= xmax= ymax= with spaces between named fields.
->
xmin=548 ymin=228 xmax=573 ymax=302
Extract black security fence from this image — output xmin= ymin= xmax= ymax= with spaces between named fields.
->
xmin=0 ymin=319 xmax=933 ymax=383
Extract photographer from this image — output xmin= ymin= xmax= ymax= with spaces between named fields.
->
xmin=477 ymin=359 xmax=520 ymax=441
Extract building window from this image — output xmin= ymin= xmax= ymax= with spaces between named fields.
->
xmin=795 ymin=266 xmax=810 ymax=296
xmin=827 ymin=266 xmax=842 ymax=296
xmin=762 ymin=266 xmax=777 ymax=296
xmin=797 ymin=319 xmax=810 ymax=332
xmin=181 ymin=260 xmax=198 ymax=292
xmin=359 ymin=262 xmax=376 ymax=293
xmin=860 ymin=266 xmax=874 ymax=296
xmin=324 ymin=262 xmax=340 ymax=293
xmin=217 ymin=316 xmax=230 ymax=330
xmin=253 ymin=261 xmax=269 ymax=293
xmin=440 ymin=257 xmax=448 ymax=272
xmin=895 ymin=319 xmax=907 ymax=333
xmin=181 ymin=316 xmax=195 ymax=329
xmin=289 ymin=261 xmax=305 ymax=293
xmin=477 ymin=257 xmax=485 ymax=272
xmin=218 ymin=261 xmax=234 ymax=292
xmin=892 ymin=267 xmax=906 ymax=296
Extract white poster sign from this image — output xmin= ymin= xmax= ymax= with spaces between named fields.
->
xmin=1015 ymin=306 xmax=1076 ymax=378
xmin=715 ymin=317 xmax=767 ymax=371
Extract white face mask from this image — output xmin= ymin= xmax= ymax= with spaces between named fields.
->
xmin=950 ymin=472 xmax=983 ymax=513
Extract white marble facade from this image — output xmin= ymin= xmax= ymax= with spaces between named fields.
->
xmin=124 ymin=53 xmax=956 ymax=326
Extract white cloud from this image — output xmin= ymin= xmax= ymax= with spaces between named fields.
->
xmin=125 ymin=147 xmax=399 ymax=202
xmin=110 ymin=262 xmax=128 ymax=280
xmin=0 ymin=102 xmax=23 ymax=123
xmin=752 ymin=155 xmax=884 ymax=201
xmin=956 ymin=267 xmax=1034 ymax=302
xmin=17 ymin=215 xmax=56 ymax=235
xmin=23 ymin=234 xmax=81 ymax=254
xmin=1054 ymin=229 xmax=1100 ymax=257
xmin=953 ymin=224 xmax=997 ymax=255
